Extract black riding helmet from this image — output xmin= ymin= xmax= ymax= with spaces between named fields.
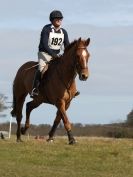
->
xmin=49 ymin=10 xmax=63 ymax=22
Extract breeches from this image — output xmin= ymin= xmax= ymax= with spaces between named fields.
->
xmin=38 ymin=52 xmax=53 ymax=74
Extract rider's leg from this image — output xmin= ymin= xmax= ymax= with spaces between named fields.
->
xmin=30 ymin=69 xmax=41 ymax=97
xmin=30 ymin=59 xmax=46 ymax=98
xmin=31 ymin=52 xmax=52 ymax=98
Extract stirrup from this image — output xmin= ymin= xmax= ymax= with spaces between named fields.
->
xmin=30 ymin=88 xmax=39 ymax=98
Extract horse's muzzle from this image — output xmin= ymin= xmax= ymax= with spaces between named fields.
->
xmin=79 ymin=68 xmax=89 ymax=81
xmin=79 ymin=73 xmax=88 ymax=81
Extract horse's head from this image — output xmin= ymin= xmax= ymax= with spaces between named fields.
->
xmin=75 ymin=38 xmax=90 ymax=81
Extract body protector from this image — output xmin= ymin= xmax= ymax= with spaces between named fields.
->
xmin=48 ymin=28 xmax=64 ymax=50
xmin=38 ymin=28 xmax=64 ymax=74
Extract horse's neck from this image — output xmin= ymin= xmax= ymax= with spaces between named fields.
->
xmin=59 ymin=50 xmax=76 ymax=85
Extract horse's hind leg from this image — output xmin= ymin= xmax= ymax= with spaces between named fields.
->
xmin=16 ymin=94 xmax=27 ymax=142
xmin=21 ymin=97 xmax=43 ymax=135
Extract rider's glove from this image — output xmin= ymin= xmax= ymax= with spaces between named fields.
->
xmin=52 ymin=53 xmax=62 ymax=59
xmin=57 ymin=54 xmax=62 ymax=57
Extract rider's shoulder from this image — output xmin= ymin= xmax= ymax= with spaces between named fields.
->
xmin=42 ymin=24 xmax=52 ymax=31
xmin=61 ymin=28 xmax=68 ymax=34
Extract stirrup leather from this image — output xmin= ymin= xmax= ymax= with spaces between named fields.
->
xmin=30 ymin=88 xmax=39 ymax=97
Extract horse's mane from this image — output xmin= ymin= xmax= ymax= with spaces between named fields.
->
xmin=49 ymin=56 xmax=61 ymax=66
xmin=64 ymin=40 xmax=77 ymax=53
xmin=48 ymin=40 xmax=77 ymax=67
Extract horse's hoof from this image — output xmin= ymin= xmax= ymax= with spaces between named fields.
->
xmin=47 ymin=138 xmax=54 ymax=143
xmin=21 ymin=127 xmax=26 ymax=135
xmin=69 ymin=139 xmax=77 ymax=145
xmin=16 ymin=139 xmax=23 ymax=143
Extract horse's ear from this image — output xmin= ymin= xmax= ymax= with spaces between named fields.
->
xmin=76 ymin=37 xmax=82 ymax=47
xmin=85 ymin=38 xmax=90 ymax=46
xmin=78 ymin=37 xmax=81 ymax=43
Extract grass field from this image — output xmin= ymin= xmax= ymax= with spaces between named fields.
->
xmin=0 ymin=136 xmax=133 ymax=177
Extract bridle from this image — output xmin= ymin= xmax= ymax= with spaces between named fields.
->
xmin=55 ymin=45 xmax=88 ymax=98
xmin=75 ymin=46 xmax=88 ymax=71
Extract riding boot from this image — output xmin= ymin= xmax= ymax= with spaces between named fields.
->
xmin=30 ymin=70 xmax=41 ymax=98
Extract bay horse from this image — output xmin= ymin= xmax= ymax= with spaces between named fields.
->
xmin=11 ymin=38 xmax=90 ymax=144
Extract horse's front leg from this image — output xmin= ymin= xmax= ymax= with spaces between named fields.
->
xmin=21 ymin=97 xmax=43 ymax=135
xmin=56 ymin=99 xmax=76 ymax=145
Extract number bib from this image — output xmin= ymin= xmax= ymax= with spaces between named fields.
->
xmin=48 ymin=29 xmax=64 ymax=50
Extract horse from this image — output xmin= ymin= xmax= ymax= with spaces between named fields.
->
xmin=11 ymin=37 xmax=90 ymax=144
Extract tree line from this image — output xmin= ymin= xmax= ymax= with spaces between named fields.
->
xmin=0 ymin=121 xmax=133 ymax=139
xmin=0 ymin=94 xmax=133 ymax=138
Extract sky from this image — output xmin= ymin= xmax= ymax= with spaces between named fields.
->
xmin=0 ymin=0 xmax=133 ymax=125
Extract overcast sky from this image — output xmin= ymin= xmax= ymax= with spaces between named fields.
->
xmin=0 ymin=0 xmax=133 ymax=125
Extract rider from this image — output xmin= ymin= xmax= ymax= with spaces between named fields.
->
xmin=31 ymin=10 xmax=80 ymax=98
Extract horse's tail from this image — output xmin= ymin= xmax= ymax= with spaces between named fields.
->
xmin=10 ymin=81 xmax=16 ymax=117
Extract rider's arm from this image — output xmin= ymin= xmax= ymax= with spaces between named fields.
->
xmin=63 ymin=29 xmax=70 ymax=48
xmin=40 ymin=26 xmax=58 ymax=58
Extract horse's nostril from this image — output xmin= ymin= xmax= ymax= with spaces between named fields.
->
xmin=79 ymin=74 xmax=88 ymax=81
xmin=81 ymin=74 xmax=88 ymax=80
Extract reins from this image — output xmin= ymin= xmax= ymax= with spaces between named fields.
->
xmin=56 ymin=66 xmax=77 ymax=90
xmin=55 ymin=45 xmax=87 ymax=96
xmin=24 ymin=63 xmax=39 ymax=71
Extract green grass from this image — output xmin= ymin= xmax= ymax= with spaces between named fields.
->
xmin=0 ymin=136 xmax=133 ymax=177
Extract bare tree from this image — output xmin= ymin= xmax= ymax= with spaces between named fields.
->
xmin=0 ymin=94 xmax=7 ymax=117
